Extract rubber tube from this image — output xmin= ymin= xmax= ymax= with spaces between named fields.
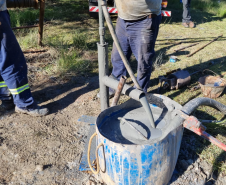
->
xmin=160 ymin=97 xmax=226 ymax=142
xmin=182 ymin=97 xmax=226 ymax=115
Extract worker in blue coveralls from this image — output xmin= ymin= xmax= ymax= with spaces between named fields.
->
xmin=0 ymin=0 xmax=49 ymax=116
xmin=108 ymin=0 xmax=162 ymax=96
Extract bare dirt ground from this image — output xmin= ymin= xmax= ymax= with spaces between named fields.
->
xmin=0 ymin=51 xmax=101 ymax=185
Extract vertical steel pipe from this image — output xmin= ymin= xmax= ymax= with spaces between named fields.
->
xmin=38 ymin=0 xmax=45 ymax=46
xmin=98 ymin=0 xmax=109 ymax=111
xmin=111 ymin=76 xmax=127 ymax=107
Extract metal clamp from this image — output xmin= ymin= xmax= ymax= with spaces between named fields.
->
xmin=182 ymin=113 xmax=226 ymax=151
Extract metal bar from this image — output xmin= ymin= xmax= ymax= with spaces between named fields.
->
xmin=111 ymin=76 xmax=127 ymax=107
xmin=174 ymin=42 xmax=199 ymax=52
xmin=190 ymin=127 xmax=226 ymax=151
xmin=187 ymin=35 xmax=223 ymax=57
xmin=98 ymin=44 xmax=109 ymax=111
xmin=38 ymin=0 xmax=45 ymax=46
xmin=12 ymin=25 xmax=38 ymax=30
xmin=23 ymin=49 xmax=47 ymax=53
xmin=102 ymin=76 xmax=144 ymax=102
xmin=98 ymin=0 xmax=109 ymax=111
xmin=98 ymin=0 xmax=105 ymax=45
xmin=199 ymin=119 xmax=225 ymax=124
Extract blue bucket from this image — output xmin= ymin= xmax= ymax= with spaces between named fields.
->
xmin=94 ymin=97 xmax=183 ymax=185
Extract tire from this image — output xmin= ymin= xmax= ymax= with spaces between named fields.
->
xmin=89 ymin=2 xmax=98 ymax=19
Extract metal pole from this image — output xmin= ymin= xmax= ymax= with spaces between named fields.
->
xmin=38 ymin=0 xmax=45 ymax=46
xmin=98 ymin=0 xmax=109 ymax=111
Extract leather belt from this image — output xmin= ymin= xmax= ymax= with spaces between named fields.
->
xmin=125 ymin=14 xmax=157 ymax=22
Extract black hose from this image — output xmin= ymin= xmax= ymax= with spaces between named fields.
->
xmin=159 ymin=97 xmax=226 ymax=142
xmin=182 ymin=97 xmax=226 ymax=115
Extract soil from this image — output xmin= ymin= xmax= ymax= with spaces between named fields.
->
xmin=0 ymin=50 xmax=225 ymax=185
xmin=0 ymin=51 xmax=100 ymax=185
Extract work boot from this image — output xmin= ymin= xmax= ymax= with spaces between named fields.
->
xmin=15 ymin=103 xmax=49 ymax=116
xmin=182 ymin=21 xmax=195 ymax=28
xmin=0 ymin=99 xmax=15 ymax=111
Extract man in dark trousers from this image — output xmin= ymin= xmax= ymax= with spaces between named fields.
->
xmin=182 ymin=0 xmax=195 ymax=28
xmin=0 ymin=0 xmax=49 ymax=116
xmin=110 ymin=0 xmax=162 ymax=94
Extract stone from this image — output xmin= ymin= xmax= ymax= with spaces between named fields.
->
xmin=35 ymin=165 xmax=43 ymax=172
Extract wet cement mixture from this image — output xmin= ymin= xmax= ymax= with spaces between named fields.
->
xmin=0 ymin=51 xmax=226 ymax=185
xmin=99 ymin=106 xmax=166 ymax=144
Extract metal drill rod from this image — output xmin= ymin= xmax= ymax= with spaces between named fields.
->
xmin=98 ymin=0 xmax=109 ymax=111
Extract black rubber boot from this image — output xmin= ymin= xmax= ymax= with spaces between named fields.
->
xmin=0 ymin=99 xmax=15 ymax=111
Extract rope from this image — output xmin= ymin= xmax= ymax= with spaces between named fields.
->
xmin=87 ymin=133 xmax=104 ymax=174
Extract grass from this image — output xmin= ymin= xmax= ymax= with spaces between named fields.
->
xmin=9 ymin=0 xmax=226 ymax=176
xmin=168 ymin=0 xmax=226 ymax=18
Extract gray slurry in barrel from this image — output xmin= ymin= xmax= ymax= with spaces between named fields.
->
xmin=99 ymin=106 xmax=169 ymax=145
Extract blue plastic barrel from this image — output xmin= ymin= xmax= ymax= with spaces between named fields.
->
xmin=95 ymin=98 xmax=183 ymax=185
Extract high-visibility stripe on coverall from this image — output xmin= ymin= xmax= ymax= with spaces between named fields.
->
xmin=0 ymin=10 xmax=34 ymax=108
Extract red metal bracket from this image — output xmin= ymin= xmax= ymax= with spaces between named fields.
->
xmin=182 ymin=114 xmax=226 ymax=151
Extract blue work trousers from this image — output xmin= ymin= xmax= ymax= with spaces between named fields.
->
xmin=182 ymin=0 xmax=191 ymax=23
xmin=0 ymin=10 xmax=34 ymax=108
xmin=111 ymin=15 xmax=161 ymax=93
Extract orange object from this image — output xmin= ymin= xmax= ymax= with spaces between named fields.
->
xmin=161 ymin=0 xmax=168 ymax=8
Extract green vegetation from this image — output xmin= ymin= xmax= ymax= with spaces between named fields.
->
xmin=169 ymin=0 xmax=226 ymax=18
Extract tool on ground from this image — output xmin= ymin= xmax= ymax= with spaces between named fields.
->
xmin=187 ymin=35 xmax=223 ymax=57
xmin=169 ymin=55 xmax=177 ymax=63
xmin=199 ymin=119 xmax=226 ymax=124
xmin=111 ymin=76 xmax=127 ymax=107
xmin=158 ymin=69 xmax=191 ymax=93
xmin=198 ymin=75 xmax=226 ymax=98
xmin=174 ymin=42 xmax=199 ymax=52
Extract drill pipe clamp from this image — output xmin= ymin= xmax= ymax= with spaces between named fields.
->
xmin=183 ymin=115 xmax=206 ymax=132
xmin=179 ymin=110 xmax=226 ymax=151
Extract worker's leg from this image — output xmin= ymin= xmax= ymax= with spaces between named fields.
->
xmin=0 ymin=75 xmax=14 ymax=110
xmin=0 ymin=10 xmax=34 ymax=108
xmin=182 ymin=0 xmax=191 ymax=23
xmin=111 ymin=17 xmax=132 ymax=79
xmin=127 ymin=15 xmax=161 ymax=92
xmin=0 ymin=75 xmax=12 ymax=101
